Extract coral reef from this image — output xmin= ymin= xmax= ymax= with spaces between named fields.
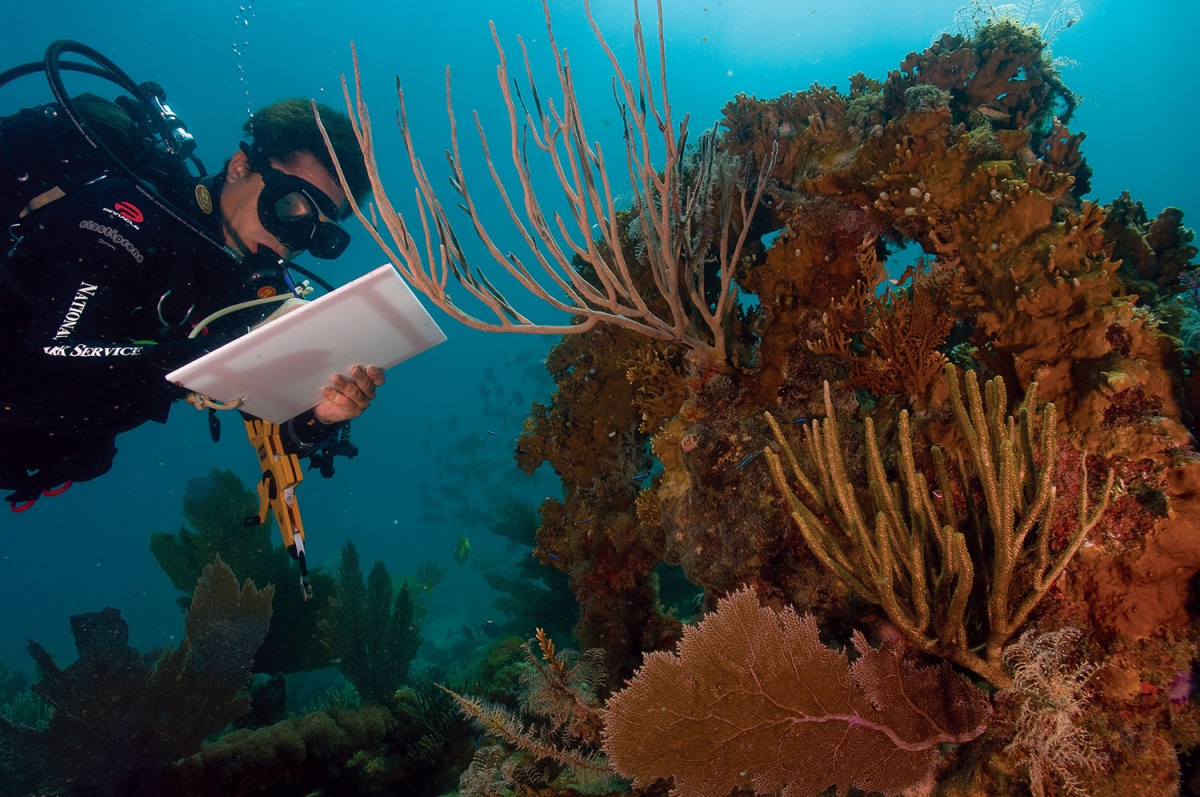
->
xmin=0 ymin=557 xmax=272 ymax=796
xmin=156 ymin=704 xmax=397 ymax=796
xmin=157 ymin=677 xmax=473 ymax=797
xmin=516 ymin=325 xmax=687 ymax=682
xmin=506 ymin=6 xmax=1200 ymax=796
xmin=1 ymin=479 xmax=471 ymax=796
xmin=28 ymin=4 xmax=1187 ymax=796
xmin=149 ymin=627 xmax=471 ymax=797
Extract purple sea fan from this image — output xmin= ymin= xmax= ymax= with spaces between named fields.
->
xmin=1169 ymin=668 xmax=1194 ymax=705
xmin=601 ymin=586 xmax=991 ymax=797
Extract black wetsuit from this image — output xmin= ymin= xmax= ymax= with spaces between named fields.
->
xmin=0 ymin=173 xmax=337 ymax=505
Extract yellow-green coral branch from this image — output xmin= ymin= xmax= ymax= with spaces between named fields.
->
xmin=764 ymin=364 xmax=1116 ymax=688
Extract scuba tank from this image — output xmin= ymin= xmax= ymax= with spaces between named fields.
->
xmin=0 ymin=40 xmax=225 ymax=254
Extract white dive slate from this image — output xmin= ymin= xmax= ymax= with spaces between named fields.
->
xmin=167 ymin=265 xmax=446 ymax=424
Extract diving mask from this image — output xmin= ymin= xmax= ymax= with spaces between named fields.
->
xmin=240 ymin=142 xmax=351 ymax=260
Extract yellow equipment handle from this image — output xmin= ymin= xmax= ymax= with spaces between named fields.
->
xmin=244 ymin=418 xmax=313 ymax=601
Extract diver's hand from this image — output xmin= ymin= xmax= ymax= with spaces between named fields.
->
xmin=313 ymin=365 xmax=385 ymax=424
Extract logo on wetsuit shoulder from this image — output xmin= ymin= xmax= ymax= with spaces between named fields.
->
xmin=79 ymin=219 xmax=144 ymax=263
xmin=43 ymin=344 xmax=144 ymax=357
xmin=115 ymin=201 xmax=143 ymax=223
xmin=103 ymin=201 xmax=144 ymax=230
xmin=256 ymin=286 xmax=277 ymax=299
xmin=194 ymin=184 xmax=213 ymax=214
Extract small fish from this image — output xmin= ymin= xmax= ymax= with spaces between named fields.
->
xmin=975 ymin=105 xmax=1010 ymax=122
xmin=454 ymin=536 xmax=472 ymax=564
xmin=736 ymin=452 xmax=759 ymax=469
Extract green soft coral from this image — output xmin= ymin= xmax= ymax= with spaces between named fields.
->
xmin=149 ymin=468 xmax=336 ymax=673
xmin=323 ymin=540 xmax=423 ymax=704
xmin=149 ymin=469 xmax=271 ymax=592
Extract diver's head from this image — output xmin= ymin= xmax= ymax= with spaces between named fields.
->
xmin=244 ymin=99 xmax=370 ymax=208
xmin=218 ymin=99 xmax=369 ymax=261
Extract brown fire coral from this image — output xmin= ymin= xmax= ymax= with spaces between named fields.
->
xmin=516 ymin=324 xmax=686 ymax=681
xmin=807 ymin=242 xmax=959 ymax=405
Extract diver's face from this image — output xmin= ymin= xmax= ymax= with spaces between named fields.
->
xmin=220 ymin=148 xmax=348 ymax=261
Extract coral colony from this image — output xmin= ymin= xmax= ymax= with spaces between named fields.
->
xmin=4 ymin=0 xmax=1200 ymax=795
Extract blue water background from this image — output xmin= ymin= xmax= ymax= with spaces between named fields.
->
xmin=0 ymin=0 xmax=1195 ymax=666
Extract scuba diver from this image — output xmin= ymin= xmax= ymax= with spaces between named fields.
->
xmin=0 ymin=43 xmax=385 ymax=511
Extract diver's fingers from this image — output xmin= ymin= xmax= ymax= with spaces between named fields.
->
xmin=328 ymin=374 xmax=370 ymax=408
xmin=348 ymin=365 xmax=384 ymax=397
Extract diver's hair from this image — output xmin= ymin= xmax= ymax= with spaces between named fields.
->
xmin=243 ymin=98 xmax=370 ymax=212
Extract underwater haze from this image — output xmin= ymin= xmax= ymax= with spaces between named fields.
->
xmin=1 ymin=0 xmax=1199 ymax=794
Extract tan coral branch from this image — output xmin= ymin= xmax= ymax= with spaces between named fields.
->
xmin=313 ymin=0 xmax=774 ymax=370
xmin=764 ymin=364 xmax=1116 ymax=687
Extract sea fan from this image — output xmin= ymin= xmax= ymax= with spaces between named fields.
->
xmin=602 ymin=586 xmax=992 ymax=797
